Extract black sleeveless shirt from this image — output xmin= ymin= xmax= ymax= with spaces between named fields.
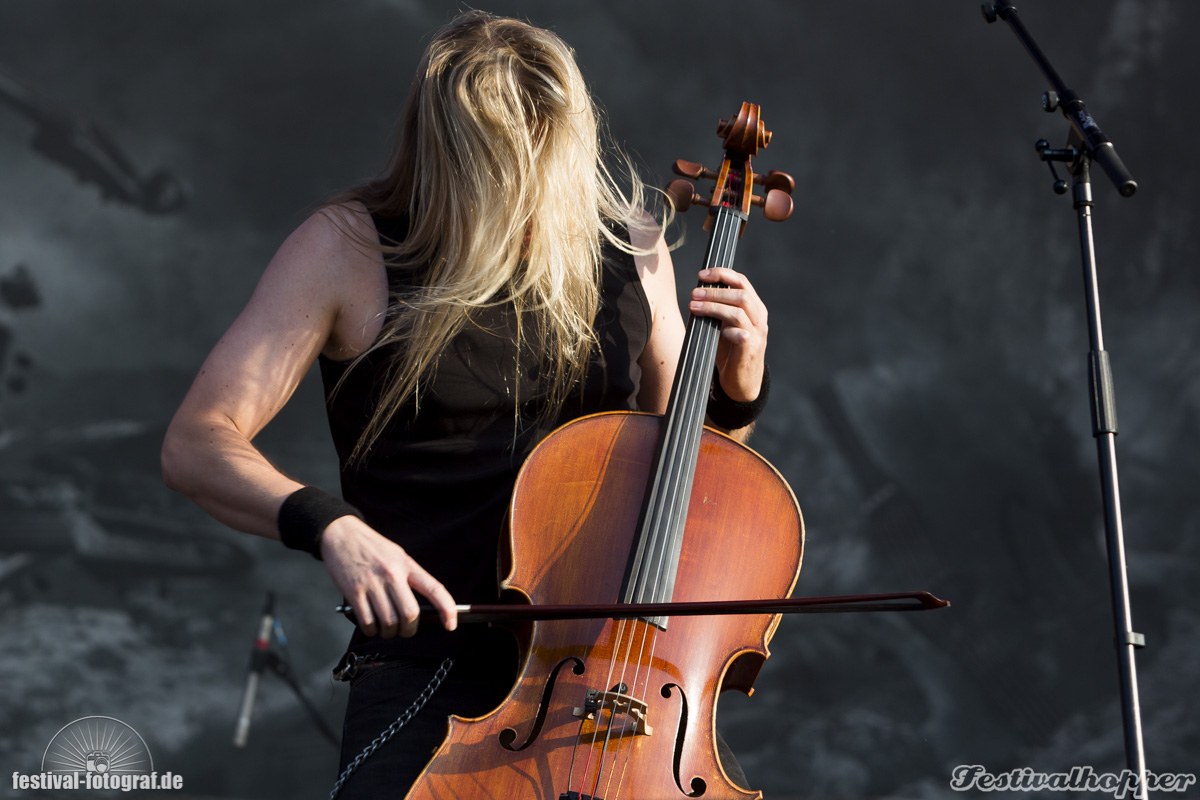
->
xmin=318 ymin=214 xmax=651 ymax=657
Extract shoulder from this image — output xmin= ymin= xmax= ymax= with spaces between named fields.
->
xmin=626 ymin=213 xmax=677 ymax=322
xmin=268 ymin=202 xmax=387 ymax=360
xmin=277 ymin=202 xmax=379 ymax=279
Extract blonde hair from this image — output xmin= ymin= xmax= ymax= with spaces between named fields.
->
xmin=332 ymin=11 xmax=651 ymax=462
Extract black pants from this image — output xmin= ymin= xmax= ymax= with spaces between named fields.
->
xmin=334 ymin=654 xmax=748 ymax=799
xmin=335 ymin=654 xmax=511 ymax=798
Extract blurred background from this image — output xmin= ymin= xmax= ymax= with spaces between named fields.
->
xmin=1 ymin=2 xmax=1196 ymax=798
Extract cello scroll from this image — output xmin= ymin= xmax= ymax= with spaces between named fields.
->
xmin=665 ymin=102 xmax=795 ymax=227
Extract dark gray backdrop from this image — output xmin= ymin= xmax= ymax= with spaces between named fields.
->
xmin=1 ymin=2 xmax=1196 ymax=798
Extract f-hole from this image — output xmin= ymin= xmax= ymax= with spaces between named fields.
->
xmin=499 ymin=656 xmax=586 ymax=751
xmin=662 ymin=683 xmax=706 ymax=797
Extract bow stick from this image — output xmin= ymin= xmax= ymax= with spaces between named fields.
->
xmin=335 ymin=590 xmax=949 ymax=625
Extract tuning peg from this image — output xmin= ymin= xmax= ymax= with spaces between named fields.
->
xmin=754 ymin=170 xmax=795 ymax=195
xmin=666 ymin=179 xmax=709 ymax=213
xmin=750 ymin=188 xmax=793 ymax=222
xmin=673 ymin=159 xmax=718 ymax=181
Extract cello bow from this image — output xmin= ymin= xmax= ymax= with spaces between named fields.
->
xmin=335 ymin=590 xmax=949 ymax=625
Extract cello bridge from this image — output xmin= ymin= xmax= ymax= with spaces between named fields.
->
xmin=572 ymin=688 xmax=653 ymax=736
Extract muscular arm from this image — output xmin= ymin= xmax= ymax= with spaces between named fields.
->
xmin=162 ymin=207 xmax=455 ymax=637
xmin=162 ymin=211 xmax=350 ymax=532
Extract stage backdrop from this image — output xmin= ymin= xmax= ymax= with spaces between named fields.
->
xmin=1 ymin=2 xmax=1196 ymax=798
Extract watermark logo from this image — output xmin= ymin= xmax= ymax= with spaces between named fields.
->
xmin=43 ymin=716 xmax=153 ymax=777
xmin=11 ymin=716 xmax=184 ymax=792
xmin=950 ymin=764 xmax=1197 ymax=798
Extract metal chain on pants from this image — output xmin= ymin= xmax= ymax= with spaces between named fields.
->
xmin=328 ymin=657 xmax=454 ymax=800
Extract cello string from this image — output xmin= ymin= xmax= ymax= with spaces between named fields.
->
xmin=600 ymin=198 xmax=743 ymax=800
xmin=582 ymin=173 xmax=745 ymax=797
xmin=591 ymin=266 xmax=716 ymax=800
xmin=630 ymin=181 xmax=736 ymax=609
xmin=565 ymin=708 xmax=594 ymax=794
xmin=634 ymin=196 xmax=736 ymax=610
xmin=625 ymin=204 xmax=726 ymax=633
xmin=641 ymin=199 xmax=737 ymax=608
xmin=587 ymin=284 xmax=724 ymax=792
xmin=627 ymin=198 xmax=737 ymax=664
xmin=577 ymin=613 xmax=635 ymax=796
xmin=593 ymin=623 xmax=657 ymax=800
xmin=592 ymin=242 xmax=720 ymax=786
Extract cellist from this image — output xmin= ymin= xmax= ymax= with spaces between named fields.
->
xmin=161 ymin=11 xmax=770 ymax=797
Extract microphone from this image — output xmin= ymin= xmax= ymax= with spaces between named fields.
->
xmin=233 ymin=591 xmax=275 ymax=747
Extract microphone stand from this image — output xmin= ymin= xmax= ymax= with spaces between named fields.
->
xmin=983 ymin=2 xmax=1147 ymax=795
xmin=233 ymin=591 xmax=339 ymax=749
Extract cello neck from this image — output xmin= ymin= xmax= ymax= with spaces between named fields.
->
xmin=620 ymin=201 xmax=747 ymax=626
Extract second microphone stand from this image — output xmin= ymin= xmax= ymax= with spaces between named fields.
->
xmin=986 ymin=1 xmax=1147 ymax=795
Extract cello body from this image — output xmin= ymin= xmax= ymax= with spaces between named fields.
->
xmin=406 ymin=413 xmax=802 ymax=799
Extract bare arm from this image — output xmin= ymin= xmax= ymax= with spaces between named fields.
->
xmin=630 ymin=220 xmax=681 ymax=416
xmin=162 ymin=207 xmax=456 ymax=637
xmin=161 ymin=211 xmax=344 ymax=531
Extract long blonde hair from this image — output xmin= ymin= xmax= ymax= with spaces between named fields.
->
xmin=332 ymin=11 xmax=650 ymax=462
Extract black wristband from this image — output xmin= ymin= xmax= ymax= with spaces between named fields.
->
xmin=706 ymin=363 xmax=770 ymax=431
xmin=277 ymin=486 xmax=364 ymax=560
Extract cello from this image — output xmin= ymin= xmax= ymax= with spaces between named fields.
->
xmin=399 ymin=102 xmax=887 ymax=799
